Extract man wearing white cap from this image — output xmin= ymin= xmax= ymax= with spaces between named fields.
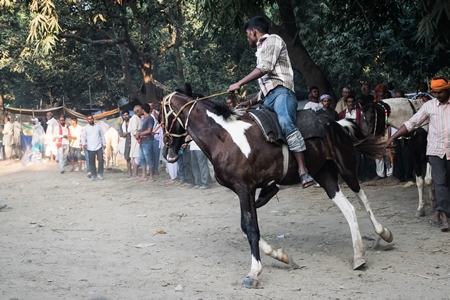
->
xmin=31 ymin=118 xmax=45 ymax=163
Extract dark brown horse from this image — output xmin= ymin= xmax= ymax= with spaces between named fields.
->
xmin=162 ymin=89 xmax=393 ymax=288
xmin=361 ymin=98 xmax=435 ymax=217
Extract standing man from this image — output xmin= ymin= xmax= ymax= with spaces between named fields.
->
xmin=225 ymin=97 xmax=238 ymax=108
xmin=129 ymin=105 xmax=143 ymax=178
xmin=228 ymin=16 xmax=314 ymax=188
xmin=69 ymin=117 xmax=83 ymax=172
xmin=303 ymin=86 xmax=322 ymax=111
xmin=335 ymin=87 xmax=351 ymax=113
xmin=318 ymin=94 xmax=339 ymax=120
xmin=338 ymin=94 xmax=362 ymax=125
xmin=357 ymin=83 xmax=374 ymax=107
xmin=81 ymin=114 xmax=106 ymax=181
xmin=2 ymin=116 xmax=14 ymax=160
xmin=136 ymin=103 xmax=155 ymax=182
xmin=388 ymin=77 xmax=450 ymax=232
xmin=150 ymin=103 xmax=162 ymax=175
xmin=12 ymin=116 xmax=22 ymax=159
xmin=31 ymin=117 xmax=45 ymax=163
xmin=374 ymin=84 xmax=388 ymax=102
xmin=45 ymin=112 xmax=58 ymax=162
xmin=120 ymin=110 xmax=132 ymax=177
xmin=54 ymin=115 xmax=71 ymax=174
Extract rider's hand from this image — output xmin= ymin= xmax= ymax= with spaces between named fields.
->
xmin=228 ymin=83 xmax=240 ymax=92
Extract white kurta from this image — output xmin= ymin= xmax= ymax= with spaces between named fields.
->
xmin=45 ymin=118 xmax=58 ymax=156
xmin=2 ymin=121 xmax=14 ymax=159
xmin=2 ymin=121 xmax=14 ymax=146
xmin=129 ymin=114 xmax=142 ymax=158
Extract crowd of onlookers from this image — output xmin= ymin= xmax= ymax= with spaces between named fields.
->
xmin=1 ymin=103 xmax=216 ymax=189
xmin=298 ymin=81 xmax=433 ymax=184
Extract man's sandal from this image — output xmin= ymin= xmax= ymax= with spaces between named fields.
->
xmin=300 ymin=173 xmax=315 ymax=189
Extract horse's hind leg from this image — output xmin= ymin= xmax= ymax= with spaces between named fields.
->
xmin=314 ymin=165 xmax=366 ymax=270
xmin=339 ymin=159 xmax=394 ymax=243
xmin=354 ymin=189 xmax=393 ymax=243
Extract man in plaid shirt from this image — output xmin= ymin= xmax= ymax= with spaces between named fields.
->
xmin=228 ymin=16 xmax=315 ymax=188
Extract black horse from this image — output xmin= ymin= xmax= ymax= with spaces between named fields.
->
xmin=162 ymin=89 xmax=393 ymax=288
xmin=361 ymin=98 xmax=435 ymax=217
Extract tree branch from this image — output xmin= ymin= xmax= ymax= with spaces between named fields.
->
xmin=57 ymin=33 xmax=125 ymax=45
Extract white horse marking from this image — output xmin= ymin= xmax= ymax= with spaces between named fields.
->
xmin=206 ymin=110 xmax=252 ymax=158
xmin=249 ymin=255 xmax=263 ymax=278
xmin=331 ymin=190 xmax=365 ymax=263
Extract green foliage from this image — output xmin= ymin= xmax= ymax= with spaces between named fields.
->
xmin=1 ymin=0 xmax=449 ymax=112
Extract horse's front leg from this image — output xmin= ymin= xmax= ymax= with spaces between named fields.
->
xmin=425 ymin=163 xmax=436 ymax=209
xmin=259 ymin=238 xmax=298 ymax=268
xmin=237 ymin=187 xmax=262 ymax=288
xmin=415 ymin=175 xmax=426 ymax=217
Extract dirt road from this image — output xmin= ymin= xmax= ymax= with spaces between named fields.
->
xmin=0 ymin=160 xmax=448 ymax=299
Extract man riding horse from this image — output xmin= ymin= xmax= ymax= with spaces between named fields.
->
xmin=227 ymin=16 xmax=315 ymax=189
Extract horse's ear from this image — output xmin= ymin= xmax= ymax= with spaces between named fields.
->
xmin=175 ymin=83 xmax=193 ymax=97
xmin=184 ymin=83 xmax=193 ymax=97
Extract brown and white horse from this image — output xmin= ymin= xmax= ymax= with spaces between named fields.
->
xmin=361 ymin=98 xmax=435 ymax=217
xmin=162 ymin=89 xmax=393 ymax=288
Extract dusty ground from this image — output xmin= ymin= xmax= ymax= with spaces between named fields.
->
xmin=0 ymin=159 xmax=449 ymax=300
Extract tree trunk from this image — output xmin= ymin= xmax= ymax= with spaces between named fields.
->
xmin=174 ymin=0 xmax=185 ymax=86
xmin=174 ymin=46 xmax=184 ymax=86
xmin=265 ymin=3 xmax=338 ymax=103
xmin=0 ymin=93 xmax=4 ymax=122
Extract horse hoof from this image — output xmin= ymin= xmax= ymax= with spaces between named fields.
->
xmin=415 ymin=210 xmax=425 ymax=218
xmin=380 ymin=228 xmax=393 ymax=243
xmin=242 ymin=276 xmax=259 ymax=288
xmin=353 ymin=257 xmax=366 ymax=270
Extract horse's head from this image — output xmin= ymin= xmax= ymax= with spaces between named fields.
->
xmin=361 ymin=101 xmax=390 ymax=136
xmin=161 ymin=92 xmax=193 ymax=162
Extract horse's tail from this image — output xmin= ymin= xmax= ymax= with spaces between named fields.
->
xmin=337 ymin=119 xmax=388 ymax=159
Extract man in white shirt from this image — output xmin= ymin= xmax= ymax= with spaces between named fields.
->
xmin=2 ymin=116 xmax=14 ymax=160
xmin=129 ymin=105 xmax=143 ymax=178
xmin=54 ymin=115 xmax=71 ymax=174
xmin=45 ymin=112 xmax=58 ymax=162
xmin=12 ymin=116 xmax=22 ymax=159
xmin=69 ymin=117 xmax=83 ymax=172
xmin=303 ymin=86 xmax=322 ymax=111
xmin=81 ymin=114 xmax=106 ymax=181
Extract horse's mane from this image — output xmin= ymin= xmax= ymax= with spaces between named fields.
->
xmin=175 ymin=83 xmax=243 ymax=121
xmin=175 ymin=83 xmax=204 ymax=99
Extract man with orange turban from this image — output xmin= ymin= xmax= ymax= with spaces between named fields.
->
xmin=374 ymin=84 xmax=388 ymax=102
xmin=388 ymin=77 xmax=450 ymax=232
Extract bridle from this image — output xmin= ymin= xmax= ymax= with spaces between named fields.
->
xmin=162 ymin=92 xmax=196 ymax=147
xmin=162 ymin=91 xmax=230 ymax=146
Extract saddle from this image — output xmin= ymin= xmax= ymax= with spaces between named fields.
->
xmin=248 ymin=109 xmax=327 ymax=146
